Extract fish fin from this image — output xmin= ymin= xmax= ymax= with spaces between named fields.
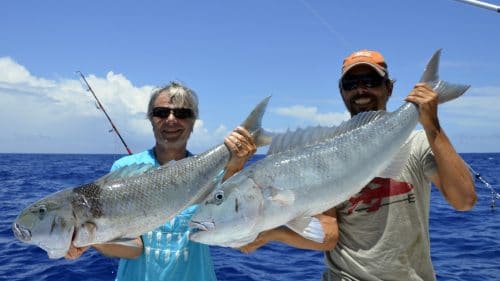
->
xmin=419 ymin=49 xmax=441 ymax=83
xmin=211 ymin=170 xmax=226 ymax=190
xmin=268 ymin=126 xmax=338 ymax=155
xmin=239 ymin=96 xmax=273 ymax=148
xmin=377 ymin=137 xmax=412 ymax=179
xmin=103 ymin=237 xmax=142 ymax=248
xmin=73 ymin=221 xmax=97 ymax=247
xmin=263 ymin=187 xmax=295 ymax=205
xmin=286 ymin=217 xmax=325 ymax=243
xmin=240 ymin=96 xmax=270 ymax=133
xmin=267 ymin=111 xmax=386 ymax=155
xmin=96 ymin=163 xmax=155 ymax=184
xmin=47 ymin=249 xmax=70 ymax=259
xmin=252 ymin=128 xmax=274 ymax=147
xmin=226 ymin=234 xmax=259 ymax=248
xmin=432 ymin=80 xmax=470 ymax=104
xmin=334 ymin=110 xmax=386 ymax=134
xmin=420 ymin=49 xmax=470 ymax=104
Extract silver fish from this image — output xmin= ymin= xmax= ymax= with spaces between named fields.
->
xmin=189 ymin=50 xmax=470 ymax=247
xmin=12 ymin=97 xmax=271 ymax=259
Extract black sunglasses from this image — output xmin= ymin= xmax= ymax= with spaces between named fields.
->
xmin=340 ymin=73 xmax=386 ymax=91
xmin=151 ymin=107 xmax=194 ymax=119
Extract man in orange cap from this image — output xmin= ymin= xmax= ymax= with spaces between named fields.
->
xmin=239 ymin=50 xmax=476 ymax=281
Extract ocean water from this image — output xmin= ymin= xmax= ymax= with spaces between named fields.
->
xmin=1 ymin=153 xmax=499 ymax=281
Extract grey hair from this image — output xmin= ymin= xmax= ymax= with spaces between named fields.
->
xmin=147 ymin=81 xmax=199 ymax=120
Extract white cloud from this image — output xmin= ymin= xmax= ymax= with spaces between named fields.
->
xmin=0 ymin=57 xmax=233 ymax=154
xmin=441 ymin=86 xmax=500 ymax=129
xmin=0 ymin=57 xmax=54 ymax=87
xmin=274 ymin=105 xmax=349 ymax=126
xmin=189 ymin=120 xmax=229 ymax=152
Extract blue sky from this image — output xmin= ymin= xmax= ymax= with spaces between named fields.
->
xmin=1 ymin=0 xmax=499 ymax=154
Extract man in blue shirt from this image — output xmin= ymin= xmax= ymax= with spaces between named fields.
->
xmin=66 ymin=81 xmax=256 ymax=281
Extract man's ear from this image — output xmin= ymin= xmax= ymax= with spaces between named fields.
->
xmin=386 ymin=79 xmax=394 ymax=97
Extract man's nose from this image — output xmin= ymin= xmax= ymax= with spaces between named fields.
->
xmin=354 ymin=81 xmax=369 ymax=92
xmin=166 ymin=111 xmax=178 ymax=122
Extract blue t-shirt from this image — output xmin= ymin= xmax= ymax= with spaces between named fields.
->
xmin=112 ymin=149 xmax=217 ymax=281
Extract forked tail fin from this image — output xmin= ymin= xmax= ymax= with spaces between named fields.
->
xmin=420 ymin=49 xmax=470 ymax=104
xmin=240 ymin=96 xmax=273 ymax=147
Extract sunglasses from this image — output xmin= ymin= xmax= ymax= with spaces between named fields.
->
xmin=340 ymin=73 xmax=386 ymax=91
xmin=151 ymin=107 xmax=194 ymax=119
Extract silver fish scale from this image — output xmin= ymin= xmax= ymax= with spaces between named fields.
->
xmin=243 ymin=106 xmax=418 ymax=232
xmin=75 ymin=144 xmax=230 ymax=245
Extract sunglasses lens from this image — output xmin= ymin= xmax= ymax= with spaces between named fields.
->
xmin=152 ymin=107 xmax=194 ymax=119
xmin=342 ymin=74 xmax=384 ymax=91
xmin=152 ymin=108 xmax=170 ymax=118
xmin=341 ymin=80 xmax=357 ymax=91
xmin=173 ymin=108 xmax=194 ymax=119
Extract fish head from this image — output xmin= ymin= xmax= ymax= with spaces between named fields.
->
xmin=190 ymin=176 xmax=263 ymax=247
xmin=12 ymin=190 xmax=76 ymax=259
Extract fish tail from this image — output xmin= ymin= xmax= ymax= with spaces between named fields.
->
xmin=240 ymin=96 xmax=273 ymax=147
xmin=419 ymin=49 xmax=470 ymax=104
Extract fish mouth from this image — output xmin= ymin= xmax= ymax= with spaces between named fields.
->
xmin=12 ymin=222 xmax=31 ymax=242
xmin=189 ymin=220 xmax=215 ymax=232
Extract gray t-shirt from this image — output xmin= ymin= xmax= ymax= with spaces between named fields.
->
xmin=323 ymin=130 xmax=438 ymax=281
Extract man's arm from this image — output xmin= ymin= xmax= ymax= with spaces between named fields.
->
xmin=239 ymin=210 xmax=339 ymax=254
xmin=65 ymin=237 xmax=143 ymax=260
xmin=406 ymin=83 xmax=476 ymax=211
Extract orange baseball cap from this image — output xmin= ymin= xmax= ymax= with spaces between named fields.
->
xmin=341 ymin=49 xmax=388 ymax=78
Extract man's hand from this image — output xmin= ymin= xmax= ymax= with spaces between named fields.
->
xmin=65 ymin=244 xmax=90 ymax=260
xmin=224 ymin=126 xmax=257 ymax=180
xmin=405 ymin=83 xmax=440 ymax=133
xmin=238 ymin=229 xmax=275 ymax=254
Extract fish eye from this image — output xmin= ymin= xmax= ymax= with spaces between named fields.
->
xmin=38 ymin=205 xmax=47 ymax=220
xmin=214 ymin=190 xmax=224 ymax=205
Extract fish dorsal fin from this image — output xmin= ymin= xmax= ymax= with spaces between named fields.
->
xmin=267 ymin=110 xmax=386 ymax=155
xmin=96 ymin=163 xmax=155 ymax=185
xmin=268 ymin=126 xmax=338 ymax=155
xmin=332 ymin=110 xmax=386 ymax=136
xmin=286 ymin=216 xmax=325 ymax=243
xmin=377 ymin=137 xmax=412 ymax=179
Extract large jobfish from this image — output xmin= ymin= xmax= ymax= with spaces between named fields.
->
xmin=12 ymin=97 xmax=271 ymax=259
xmin=189 ymin=50 xmax=470 ymax=247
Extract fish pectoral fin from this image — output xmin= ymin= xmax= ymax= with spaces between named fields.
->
xmin=47 ymin=248 xmax=70 ymax=259
xmin=286 ymin=216 xmax=325 ymax=243
xmin=104 ymin=237 xmax=142 ymax=248
xmin=83 ymin=221 xmax=97 ymax=232
xmin=226 ymin=234 xmax=259 ymax=248
xmin=73 ymin=221 xmax=97 ymax=246
xmin=266 ymin=188 xmax=295 ymax=206
xmin=377 ymin=137 xmax=412 ymax=179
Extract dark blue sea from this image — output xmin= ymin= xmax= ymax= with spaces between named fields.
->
xmin=1 ymin=153 xmax=499 ymax=281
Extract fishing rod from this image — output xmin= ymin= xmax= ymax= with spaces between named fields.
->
xmin=77 ymin=71 xmax=133 ymax=155
xmin=466 ymin=163 xmax=500 ymax=210
xmin=452 ymin=0 xmax=500 ymax=12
